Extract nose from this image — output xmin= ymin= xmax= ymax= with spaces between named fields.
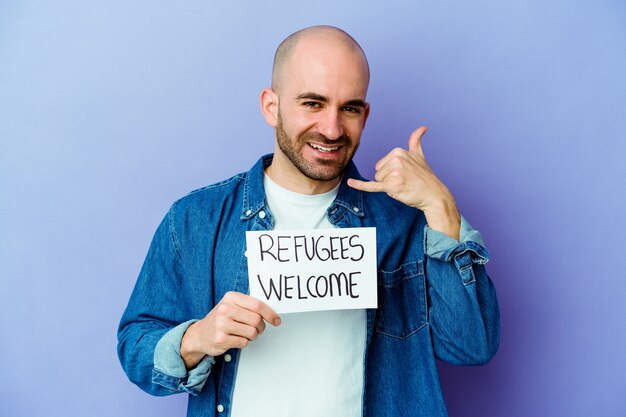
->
xmin=318 ymin=110 xmax=344 ymax=140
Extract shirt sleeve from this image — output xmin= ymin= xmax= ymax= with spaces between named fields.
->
xmin=424 ymin=215 xmax=500 ymax=365
xmin=152 ymin=319 xmax=215 ymax=395
xmin=423 ymin=215 xmax=489 ymax=265
xmin=117 ymin=205 xmax=216 ymax=397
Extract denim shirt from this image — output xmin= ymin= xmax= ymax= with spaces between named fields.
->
xmin=117 ymin=155 xmax=500 ymax=417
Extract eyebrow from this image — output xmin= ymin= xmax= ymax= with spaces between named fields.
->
xmin=295 ymin=92 xmax=367 ymax=108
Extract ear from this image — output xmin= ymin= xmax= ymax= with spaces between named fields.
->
xmin=362 ymin=102 xmax=371 ymax=128
xmin=260 ymin=88 xmax=279 ymax=127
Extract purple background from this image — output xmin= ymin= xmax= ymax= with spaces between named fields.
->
xmin=1 ymin=1 xmax=625 ymax=416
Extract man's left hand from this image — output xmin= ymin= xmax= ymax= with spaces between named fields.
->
xmin=347 ymin=126 xmax=461 ymax=240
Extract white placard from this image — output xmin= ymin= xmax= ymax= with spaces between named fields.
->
xmin=246 ymin=227 xmax=377 ymax=313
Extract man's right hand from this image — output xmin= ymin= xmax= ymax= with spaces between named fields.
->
xmin=180 ymin=291 xmax=281 ymax=369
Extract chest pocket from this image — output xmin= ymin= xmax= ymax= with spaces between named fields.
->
xmin=375 ymin=260 xmax=428 ymax=339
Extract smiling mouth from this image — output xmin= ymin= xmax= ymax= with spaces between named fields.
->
xmin=308 ymin=143 xmax=341 ymax=152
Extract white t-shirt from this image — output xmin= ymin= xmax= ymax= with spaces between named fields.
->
xmin=229 ymin=174 xmax=366 ymax=417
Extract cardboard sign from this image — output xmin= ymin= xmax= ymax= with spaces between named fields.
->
xmin=246 ymin=227 xmax=377 ymax=313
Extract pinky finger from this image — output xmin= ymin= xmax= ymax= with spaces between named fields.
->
xmin=207 ymin=334 xmax=251 ymax=356
xmin=222 ymin=334 xmax=251 ymax=350
xmin=347 ymin=178 xmax=387 ymax=193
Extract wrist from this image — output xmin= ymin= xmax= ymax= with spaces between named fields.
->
xmin=180 ymin=322 xmax=205 ymax=370
xmin=423 ymin=198 xmax=461 ymax=240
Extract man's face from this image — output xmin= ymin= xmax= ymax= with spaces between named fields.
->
xmin=273 ymin=41 xmax=370 ymax=182
xmin=274 ymin=110 xmax=361 ymax=181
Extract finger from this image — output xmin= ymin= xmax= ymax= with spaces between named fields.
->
xmin=374 ymin=147 xmax=405 ymax=171
xmin=374 ymin=168 xmax=386 ymax=183
xmin=229 ymin=292 xmax=281 ymax=326
xmin=224 ymin=320 xmax=263 ymax=341
xmin=374 ymin=153 xmax=409 ymax=183
xmin=374 ymin=161 xmax=394 ymax=183
xmin=214 ymin=333 xmax=251 ymax=350
xmin=374 ymin=153 xmax=391 ymax=171
xmin=231 ymin=307 xmax=267 ymax=335
xmin=347 ymin=178 xmax=388 ymax=193
xmin=408 ymin=126 xmax=428 ymax=155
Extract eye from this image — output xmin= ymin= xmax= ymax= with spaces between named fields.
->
xmin=342 ymin=106 xmax=361 ymax=114
xmin=303 ymin=101 xmax=321 ymax=108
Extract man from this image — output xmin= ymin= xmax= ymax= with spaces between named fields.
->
xmin=118 ymin=25 xmax=499 ymax=417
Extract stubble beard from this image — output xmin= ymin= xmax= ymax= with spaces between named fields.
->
xmin=275 ymin=112 xmax=358 ymax=182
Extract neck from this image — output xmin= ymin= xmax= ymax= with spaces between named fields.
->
xmin=265 ymin=150 xmax=342 ymax=195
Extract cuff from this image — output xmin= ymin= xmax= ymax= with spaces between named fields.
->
xmin=152 ymin=319 xmax=215 ymax=395
xmin=424 ymin=216 xmax=490 ymax=264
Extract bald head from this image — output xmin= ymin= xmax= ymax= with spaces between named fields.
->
xmin=271 ymin=25 xmax=370 ymax=94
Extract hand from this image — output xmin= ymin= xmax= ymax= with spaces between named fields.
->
xmin=347 ymin=126 xmax=461 ymax=239
xmin=180 ymin=291 xmax=281 ymax=369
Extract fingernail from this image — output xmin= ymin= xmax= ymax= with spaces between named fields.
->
xmin=274 ymin=318 xmax=281 ymax=326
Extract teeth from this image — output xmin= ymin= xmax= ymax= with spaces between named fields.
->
xmin=310 ymin=143 xmax=339 ymax=152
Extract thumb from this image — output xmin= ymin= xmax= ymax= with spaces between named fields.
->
xmin=408 ymin=126 xmax=428 ymax=154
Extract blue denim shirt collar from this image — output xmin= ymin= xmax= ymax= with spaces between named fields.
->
xmin=240 ymin=154 xmax=366 ymax=222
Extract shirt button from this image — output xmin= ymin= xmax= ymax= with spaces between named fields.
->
xmin=259 ymin=210 xmax=266 ymax=219
xmin=217 ymin=404 xmax=224 ymax=413
xmin=244 ymin=250 xmax=248 ymax=258
xmin=245 ymin=209 xmax=252 ymax=216
xmin=224 ymin=354 xmax=232 ymax=362
xmin=353 ymin=207 xmax=360 ymax=213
